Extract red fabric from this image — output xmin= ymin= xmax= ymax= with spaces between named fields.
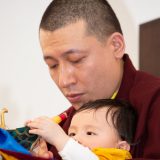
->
xmin=50 ymin=54 xmax=160 ymax=160
xmin=0 ymin=149 xmax=51 ymax=160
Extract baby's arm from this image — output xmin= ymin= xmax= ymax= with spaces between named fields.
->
xmin=27 ymin=116 xmax=98 ymax=160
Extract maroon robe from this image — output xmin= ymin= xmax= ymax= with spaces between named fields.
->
xmin=51 ymin=54 xmax=160 ymax=160
xmin=0 ymin=148 xmax=51 ymax=160
xmin=117 ymin=54 xmax=160 ymax=159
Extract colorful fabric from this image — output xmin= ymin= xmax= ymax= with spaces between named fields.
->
xmin=0 ymin=150 xmax=18 ymax=160
xmin=0 ymin=149 xmax=51 ymax=160
xmin=92 ymin=148 xmax=132 ymax=160
xmin=0 ymin=112 xmax=68 ymax=159
xmin=0 ymin=128 xmax=30 ymax=155
xmin=8 ymin=126 xmax=38 ymax=151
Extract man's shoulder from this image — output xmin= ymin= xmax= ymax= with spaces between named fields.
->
xmin=130 ymin=70 xmax=160 ymax=105
xmin=134 ymin=70 xmax=160 ymax=90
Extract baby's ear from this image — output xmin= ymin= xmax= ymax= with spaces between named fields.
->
xmin=117 ymin=141 xmax=130 ymax=151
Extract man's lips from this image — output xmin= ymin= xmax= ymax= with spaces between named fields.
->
xmin=66 ymin=93 xmax=83 ymax=103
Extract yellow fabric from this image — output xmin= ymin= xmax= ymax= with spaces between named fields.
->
xmin=111 ymin=90 xmax=118 ymax=99
xmin=92 ymin=148 xmax=132 ymax=160
xmin=0 ymin=150 xmax=19 ymax=160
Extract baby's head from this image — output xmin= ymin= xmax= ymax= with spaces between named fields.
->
xmin=68 ymin=99 xmax=137 ymax=151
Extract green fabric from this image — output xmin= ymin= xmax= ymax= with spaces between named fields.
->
xmin=7 ymin=126 xmax=38 ymax=150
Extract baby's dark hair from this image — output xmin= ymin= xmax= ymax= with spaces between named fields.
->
xmin=75 ymin=99 xmax=137 ymax=145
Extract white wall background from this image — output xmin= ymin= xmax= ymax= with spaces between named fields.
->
xmin=0 ymin=0 xmax=160 ymax=128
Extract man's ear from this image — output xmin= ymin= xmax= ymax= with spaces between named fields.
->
xmin=109 ymin=32 xmax=125 ymax=59
xmin=116 ymin=141 xmax=130 ymax=151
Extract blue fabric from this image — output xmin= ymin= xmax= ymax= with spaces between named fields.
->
xmin=0 ymin=128 xmax=30 ymax=155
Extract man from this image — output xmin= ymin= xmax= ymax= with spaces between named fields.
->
xmin=38 ymin=0 xmax=160 ymax=159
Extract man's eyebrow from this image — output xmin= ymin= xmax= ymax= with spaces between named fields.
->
xmin=63 ymin=49 xmax=82 ymax=57
xmin=44 ymin=55 xmax=55 ymax=61
xmin=43 ymin=49 xmax=83 ymax=61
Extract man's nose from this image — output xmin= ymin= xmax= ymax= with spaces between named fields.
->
xmin=58 ymin=64 xmax=76 ymax=89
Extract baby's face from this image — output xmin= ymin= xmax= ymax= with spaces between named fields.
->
xmin=68 ymin=107 xmax=121 ymax=149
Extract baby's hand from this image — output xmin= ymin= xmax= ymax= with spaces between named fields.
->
xmin=27 ymin=116 xmax=69 ymax=151
xmin=31 ymin=137 xmax=53 ymax=159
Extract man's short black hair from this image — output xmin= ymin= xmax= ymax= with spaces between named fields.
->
xmin=75 ymin=99 xmax=137 ymax=145
xmin=40 ymin=0 xmax=122 ymax=41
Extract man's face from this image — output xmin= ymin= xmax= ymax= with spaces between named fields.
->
xmin=68 ymin=108 xmax=121 ymax=149
xmin=40 ymin=20 xmax=124 ymax=109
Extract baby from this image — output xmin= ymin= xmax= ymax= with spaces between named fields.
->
xmin=27 ymin=99 xmax=137 ymax=160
